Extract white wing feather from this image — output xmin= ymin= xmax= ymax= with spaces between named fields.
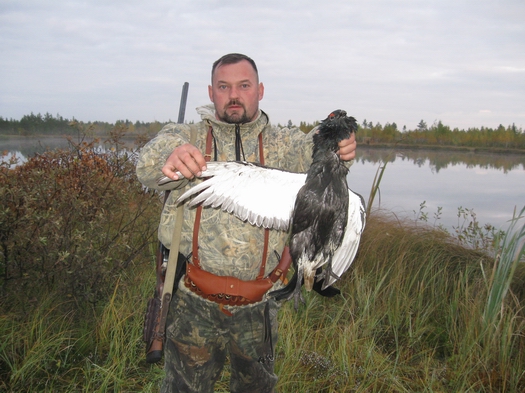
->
xmin=176 ymin=161 xmax=307 ymax=231
xmin=162 ymin=161 xmax=366 ymax=287
xmin=321 ymin=189 xmax=366 ymax=288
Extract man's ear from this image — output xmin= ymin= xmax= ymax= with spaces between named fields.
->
xmin=208 ymin=85 xmax=214 ymax=102
xmin=258 ymin=82 xmax=264 ymax=101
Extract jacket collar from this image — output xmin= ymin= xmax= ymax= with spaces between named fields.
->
xmin=196 ymin=104 xmax=269 ymax=139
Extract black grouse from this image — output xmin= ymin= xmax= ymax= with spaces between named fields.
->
xmin=166 ymin=110 xmax=366 ymax=307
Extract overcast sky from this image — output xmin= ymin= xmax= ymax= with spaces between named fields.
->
xmin=1 ymin=0 xmax=524 ymax=130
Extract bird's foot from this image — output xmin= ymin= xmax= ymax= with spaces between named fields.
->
xmin=311 ymin=267 xmax=341 ymax=297
xmin=292 ymin=290 xmax=305 ymax=310
xmin=312 ymin=279 xmax=341 ymax=297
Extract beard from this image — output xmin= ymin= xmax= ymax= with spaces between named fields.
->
xmin=218 ymin=100 xmax=252 ymax=124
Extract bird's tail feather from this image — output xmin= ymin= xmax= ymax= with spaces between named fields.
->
xmin=269 ymin=271 xmax=298 ymax=301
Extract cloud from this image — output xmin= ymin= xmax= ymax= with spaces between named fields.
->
xmin=1 ymin=0 xmax=524 ymax=129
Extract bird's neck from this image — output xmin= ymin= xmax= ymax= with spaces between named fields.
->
xmin=309 ymin=149 xmax=348 ymax=177
xmin=311 ymin=147 xmax=339 ymax=165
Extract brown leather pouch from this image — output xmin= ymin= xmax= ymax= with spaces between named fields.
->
xmin=184 ymin=246 xmax=292 ymax=306
xmin=186 ymin=263 xmax=273 ymax=303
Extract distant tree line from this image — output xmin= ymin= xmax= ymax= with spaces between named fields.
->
xmin=0 ymin=112 xmax=170 ymax=137
xmin=3 ymin=112 xmax=525 ymax=150
xmin=0 ymin=112 xmax=74 ymax=136
xmin=292 ymin=118 xmax=525 ymax=150
xmin=359 ymin=119 xmax=525 ymax=150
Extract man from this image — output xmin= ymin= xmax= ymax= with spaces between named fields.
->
xmin=136 ymin=53 xmax=356 ymax=393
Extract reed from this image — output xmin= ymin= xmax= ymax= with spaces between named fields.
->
xmin=483 ymin=206 xmax=525 ymax=329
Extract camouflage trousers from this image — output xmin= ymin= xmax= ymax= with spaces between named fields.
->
xmin=160 ymin=288 xmax=279 ymax=393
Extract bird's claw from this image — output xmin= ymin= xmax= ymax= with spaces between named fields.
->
xmin=292 ymin=290 xmax=305 ymax=310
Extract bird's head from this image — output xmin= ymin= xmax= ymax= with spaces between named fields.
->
xmin=314 ymin=109 xmax=358 ymax=154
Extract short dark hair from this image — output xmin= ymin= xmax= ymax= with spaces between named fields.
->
xmin=211 ymin=53 xmax=258 ymax=82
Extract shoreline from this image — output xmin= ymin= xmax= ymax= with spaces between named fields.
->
xmin=2 ymin=134 xmax=524 ymax=156
xmin=357 ymin=142 xmax=525 ymax=156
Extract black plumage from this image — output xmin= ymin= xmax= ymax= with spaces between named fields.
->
xmin=270 ymin=110 xmax=363 ymax=305
xmin=168 ymin=110 xmax=366 ymax=307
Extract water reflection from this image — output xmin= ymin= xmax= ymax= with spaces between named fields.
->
xmin=4 ymin=137 xmax=523 ymax=173
xmin=1 ymin=136 xmax=72 ymax=157
xmin=351 ymin=147 xmax=525 ymax=232
xmin=1 ymin=136 xmax=138 ymax=158
xmin=357 ymin=147 xmax=525 ymax=174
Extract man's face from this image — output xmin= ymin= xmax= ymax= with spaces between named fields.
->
xmin=208 ymin=60 xmax=264 ymax=124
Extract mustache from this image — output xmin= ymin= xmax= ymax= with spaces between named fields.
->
xmin=226 ymin=100 xmax=244 ymax=108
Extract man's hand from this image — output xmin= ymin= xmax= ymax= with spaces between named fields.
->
xmin=337 ymin=132 xmax=357 ymax=161
xmin=162 ymin=143 xmax=207 ymax=180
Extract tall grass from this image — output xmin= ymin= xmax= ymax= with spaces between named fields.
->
xmin=0 ymin=257 xmax=166 ymax=392
xmin=2 ymin=138 xmax=525 ymax=392
xmin=2 ymin=212 xmax=525 ymax=392
xmin=275 ymin=212 xmax=525 ymax=392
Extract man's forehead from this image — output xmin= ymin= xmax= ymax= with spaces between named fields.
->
xmin=212 ymin=60 xmax=258 ymax=83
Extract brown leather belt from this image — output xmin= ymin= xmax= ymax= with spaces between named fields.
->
xmin=184 ymin=246 xmax=291 ymax=313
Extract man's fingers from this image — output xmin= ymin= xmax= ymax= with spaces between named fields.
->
xmin=162 ymin=144 xmax=207 ymax=180
xmin=337 ymin=134 xmax=357 ymax=161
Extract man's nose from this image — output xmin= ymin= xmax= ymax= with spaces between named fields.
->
xmin=229 ymin=86 xmax=239 ymax=99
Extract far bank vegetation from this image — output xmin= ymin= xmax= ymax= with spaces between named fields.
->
xmin=1 ymin=112 xmax=525 ymax=152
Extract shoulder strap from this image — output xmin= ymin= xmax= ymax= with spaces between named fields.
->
xmin=157 ymin=125 xmax=198 ymax=337
xmin=256 ymin=133 xmax=269 ymax=279
xmin=161 ymin=125 xmax=199 ymax=296
xmin=191 ymin=128 xmax=214 ymax=266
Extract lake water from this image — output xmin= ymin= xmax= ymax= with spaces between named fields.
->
xmin=349 ymin=147 xmax=525 ymax=232
xmin=1 ymin=136 xmax=136 ymax=162
xmin=2 ymin=136 xmax=524 ymax=232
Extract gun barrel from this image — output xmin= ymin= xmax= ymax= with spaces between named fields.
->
xmin=177 ymin=82 xmax=189 ymax=124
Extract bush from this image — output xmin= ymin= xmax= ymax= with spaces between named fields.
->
xmin=0 ymin=134 xmax=160 ymax=311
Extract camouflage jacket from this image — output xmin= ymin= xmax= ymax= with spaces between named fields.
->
xmin=136 ymin=105 xmax=319 ymax=292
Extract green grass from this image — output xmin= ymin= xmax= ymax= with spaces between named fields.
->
xmin=2 ymin=133 xmax=524 ymax=391
xmin=0 ymin=257 xmax=166 ymax=392
xmin=1 ymin=210 xmax=524 ymax=392
xmin=274 ymin=212 xmax=525 ymax=392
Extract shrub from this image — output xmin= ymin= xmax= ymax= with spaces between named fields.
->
xmin=0 ymin=134 xmax=160 ymax=311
